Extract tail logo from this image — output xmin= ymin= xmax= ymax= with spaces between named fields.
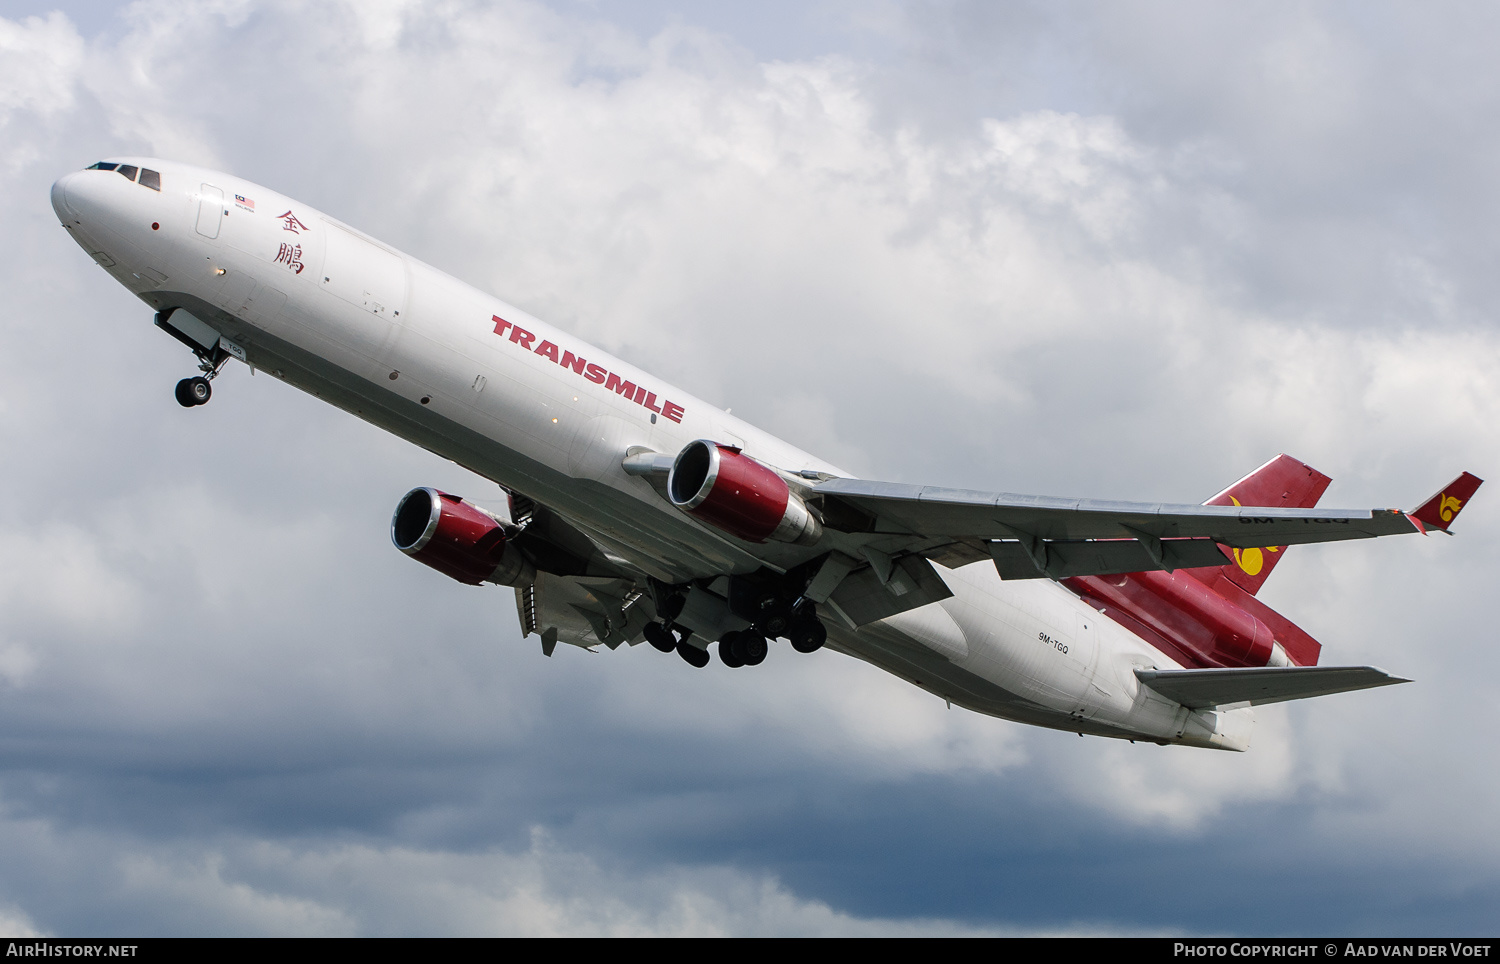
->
xmin=1228 ymin=498 xmax=1281 ymax=575
xmin=1231 ymin=545 xmax=1280 ymax=576
xmin=1440 ymin=494 xmax=1464 ymax=522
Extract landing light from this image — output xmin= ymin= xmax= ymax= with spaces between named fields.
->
xmin=212 ymin=267 xmax=226 ymax=275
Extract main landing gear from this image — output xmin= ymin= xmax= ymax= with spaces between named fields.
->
xmin=642 ymin=574 xmax=828 ymax=671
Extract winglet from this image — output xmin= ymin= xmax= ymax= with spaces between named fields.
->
xmin=1410 ymin=472 xmax=1483 ymax=533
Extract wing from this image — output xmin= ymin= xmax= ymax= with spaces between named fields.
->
xmin=808 ymin=474 xmax=1474 ymax=580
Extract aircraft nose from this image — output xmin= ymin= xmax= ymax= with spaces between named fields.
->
xmin=50 ymin=171 xmax=80 ymax=221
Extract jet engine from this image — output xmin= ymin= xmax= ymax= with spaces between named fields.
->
xmin=667 ymin=439 xmax=822 ymax=545
xmin=1079 ymin=568 xmax=1284 ymax=668
xmin=391 ymin=487 xmax=536 ymax=586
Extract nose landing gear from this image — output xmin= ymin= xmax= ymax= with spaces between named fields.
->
xmin=174 ymin=375 xmax=212 ymax=407
xmin=174 ymin=348 xmax=231 ymax=408
xmin=156 ymin=308 xmax=233 ymax=408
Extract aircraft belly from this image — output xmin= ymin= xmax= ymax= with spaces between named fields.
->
xmin=866 ymin=563 xmax=1197 ymax=742
xmin=830 ymin=621 xmax=1144 ymax=739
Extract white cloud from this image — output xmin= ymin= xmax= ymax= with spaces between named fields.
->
xmin=0 ymin=12 xmax=83 ymax=121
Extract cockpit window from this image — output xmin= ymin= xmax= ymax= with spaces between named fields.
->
xmin=117 ymin=164 xmax=139 ymax=182
xmin=138 ymin=168 xmax=161 ymax=191
xmin=85 ymin=162 xmax=118 ymax=171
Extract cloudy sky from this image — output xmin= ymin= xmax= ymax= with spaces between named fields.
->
xmin=0 ymin=0 xmax=1496 ymax=936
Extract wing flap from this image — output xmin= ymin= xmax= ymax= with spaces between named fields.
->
xmin=519 ymin=572 xmax=653 ymax=653
xmin=986 ymin=536 xmax=1230 ymax=580
xmin=1135 ymin=665 xmax=1409 ymax=708
xmin=825 ymin=554 xmax=955 ymax=627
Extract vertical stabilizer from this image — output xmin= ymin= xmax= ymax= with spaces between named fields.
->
xmin=1193 ymin=454 xmax=1331 ymax=597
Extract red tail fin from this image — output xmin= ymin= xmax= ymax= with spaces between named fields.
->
xmin=1410 ymin=472 xmax=1483 ymax=533
xmin=1192 ymin=454 xmax=1331 ymax=597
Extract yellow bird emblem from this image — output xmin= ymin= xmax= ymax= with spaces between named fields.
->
xmin=1228 ymin=497 xmax=1281 ymax=575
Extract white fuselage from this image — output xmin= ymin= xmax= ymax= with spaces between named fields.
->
xmin=51 ymin=158 xmax=1251 ymax=751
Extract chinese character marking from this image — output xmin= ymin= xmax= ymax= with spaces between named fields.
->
xmin=278 ymin=210 xmax=309 ymax=233
xmin=275 ymin=242 xmax=305 ymax=275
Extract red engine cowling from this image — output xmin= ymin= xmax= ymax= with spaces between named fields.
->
xmin=1070 ymin=569 xmax=1278 ymax=667
xmin=667 ymin=439 xmax=822 ymax=545
xmin=391 ymin=487 xmax=535 ymax=586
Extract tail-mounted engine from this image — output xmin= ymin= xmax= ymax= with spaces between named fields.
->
xmin=666 ymin=439 xmax=822 ymax=545
xmin=391 ymin=487 xmax=535 ymax=586
xmin=1067 ymin=569 xmax=1286 ymax=668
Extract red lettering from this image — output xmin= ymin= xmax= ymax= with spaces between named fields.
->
xmin=487 ymin=314 xmax=683 ymax=420
xmin=605 ymin=372 xmax=638 ymax=398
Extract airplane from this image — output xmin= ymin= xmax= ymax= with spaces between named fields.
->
xmin=49 ymin=157 xmax=1482 ymax=752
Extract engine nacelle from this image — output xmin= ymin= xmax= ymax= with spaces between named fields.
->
xmin=391 ymin=487 xmax=535 ymax=586
xmin=1131 ymin=569 xmax=1276 ymax=667
xmin=1072 ymin=569 xmax=1281 ymax=668
xmin=667 ymin=439 xmax=822 ymax=545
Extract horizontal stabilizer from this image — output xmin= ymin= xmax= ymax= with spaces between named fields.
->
xmin=1136 ymin=665 xmax=1409 ymax=708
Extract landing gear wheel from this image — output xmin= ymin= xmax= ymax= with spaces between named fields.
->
xmin=676 ymin=640 xmax=710 ymax=668
xmin=789 ymin=618 xmax=827 ymax=653
xmin=176 ymin=377 xmax=211 ymax=407
xmin=644 ymin=622 xmax=677 ymax=653
xmin=718 ymin=631 xmax=745 ymax=668
xmin=757 ymin=613 xmax=789 ymax=638
xmin=740 ymin=632 xmax=768 ymax=666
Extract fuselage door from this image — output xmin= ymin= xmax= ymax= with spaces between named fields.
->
xmin=195 ymin=184 xmax=224 ymax=239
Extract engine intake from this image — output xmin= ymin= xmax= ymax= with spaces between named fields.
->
xmin=391 ymin=487 xmax=535 ymax=586
xmin=667 ymin=440 xmax=821 ymax=545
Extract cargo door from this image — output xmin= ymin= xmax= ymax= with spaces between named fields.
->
xmin=318 ymin=221 xmax=408 ymax=365
xmin=320 ymin=222 xmax=407 ymax=320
